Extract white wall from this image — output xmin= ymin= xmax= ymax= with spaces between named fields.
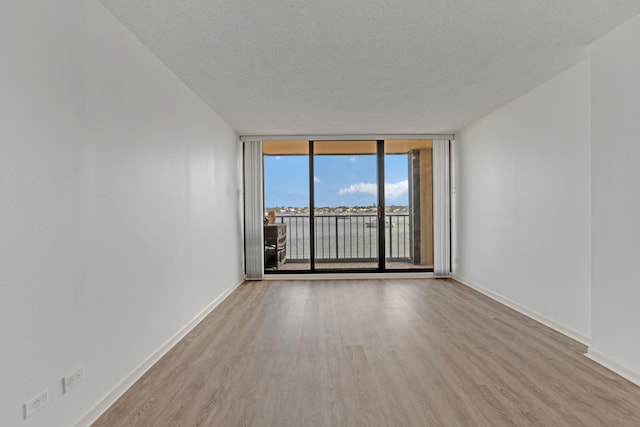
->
xmin=588 ymin=14 xmax=640 ymax=383
xmin=454 ymin=60 xmax=592 ymax=342
xmin=0 ymin=1 xmax=244 ymax=426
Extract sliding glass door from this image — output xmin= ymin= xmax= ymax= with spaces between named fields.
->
xmin=313 ymin=141 xmax=378 ymax=270
xmin=262 ymin=141 xmax=311 ymax=271
xmin=261 ymin=139 xmax=437 ymax=274
xmin=384 ymin=140 xmax=433 ymax=270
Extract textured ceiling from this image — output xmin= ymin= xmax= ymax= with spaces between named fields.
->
xmin=99 ymin=0 xmax=640 ymax=136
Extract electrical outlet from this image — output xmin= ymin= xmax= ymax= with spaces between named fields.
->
xmin=24 ymin=390 xmax=48 ymax=419
xmin=63 ymin=366 xmax=84 ymax=393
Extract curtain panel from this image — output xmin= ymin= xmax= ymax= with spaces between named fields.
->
xmin=243 ymin=140 xmax=264 ymax=279
xmin=433 ymin=139 xmax=451 ymax=276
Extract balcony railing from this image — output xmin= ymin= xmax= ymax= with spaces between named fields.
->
xmin=274 ymin=214 xmax=411 ymax=262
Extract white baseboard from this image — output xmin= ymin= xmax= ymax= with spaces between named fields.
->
xmin=74 ymin=278 xmax=245 ymax=427
xmin=585 ymin=348 xmax=640 ymax=387
xmin=452 ymin=274 xmax=590 ymax=346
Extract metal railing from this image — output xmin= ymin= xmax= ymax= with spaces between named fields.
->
xmin=275 ymin=214 xmax=411 ymax=262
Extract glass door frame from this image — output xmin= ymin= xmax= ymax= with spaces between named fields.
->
xmin=309 ymin=140 xmax=382 ymax=272
xmin=376 ymin=139 xmax=386 ymax=272
xmin=264 ymin=139 xmax=435 ymax=274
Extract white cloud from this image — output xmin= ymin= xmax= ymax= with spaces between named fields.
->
xmin=314 ymin=176 xmax=320 ymax=183
xmin=385 ymin=180 xmax=409 ymax=199
xmin=337 ymin=180 xmax=408 ymax=199
xmin=338 ymin=182 xmax=377 ymax=196
xmin=349 ymin=156 xmax=356 ymax=163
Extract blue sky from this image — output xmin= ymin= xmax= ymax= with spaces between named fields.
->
xmin=264 ymin=154 xmax=409 ymax=208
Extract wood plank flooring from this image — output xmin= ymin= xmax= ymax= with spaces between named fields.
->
xmin=93 ymin=279 xmax=640 ymax=426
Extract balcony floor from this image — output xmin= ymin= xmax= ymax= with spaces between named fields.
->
xmin=271 ymin=260 xmax=433 ymax=272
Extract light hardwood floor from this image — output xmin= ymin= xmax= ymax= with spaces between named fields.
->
xmin=94 ymin=279 xmax=640 ymax=426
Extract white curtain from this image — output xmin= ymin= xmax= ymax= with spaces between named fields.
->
xmin=433 ymin=139 xmax=451 ymax=276
xmin=243 ymin=140 xmax=264 ymax=279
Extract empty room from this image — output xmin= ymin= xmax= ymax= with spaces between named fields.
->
xmin=3 ymin=0 xmax=640 ymax=426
